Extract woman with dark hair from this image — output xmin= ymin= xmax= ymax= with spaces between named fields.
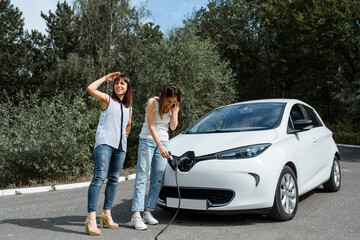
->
xmin=85 ymin=72 xmax=132 ymax=236
xmin=131 ymin=84 xmax=181 ymax=230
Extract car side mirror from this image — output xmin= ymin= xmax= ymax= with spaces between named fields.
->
xmin=294 ymin=119 xmax=313 ymax=131
xmin=288 ymin=119 xmax=313 ymax=134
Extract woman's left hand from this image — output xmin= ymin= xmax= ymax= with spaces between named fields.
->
xmin=160 ymin=146 xmax=170 ymax=159
xmin=104 ymin=72 xmax=121 ymax=82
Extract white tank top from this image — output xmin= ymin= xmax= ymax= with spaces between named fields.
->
xmin=94 ymin=97 xmax=130 ymax=151
xmin=139 ymin=98 xmax=171 ymax=141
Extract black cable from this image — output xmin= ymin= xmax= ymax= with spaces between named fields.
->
xmin=155 ymin=159 xmax=182 ymax=240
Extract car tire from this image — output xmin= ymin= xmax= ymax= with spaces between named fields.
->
xmin=268 ymin=166 xmax=298 ymax=221
xmin=323 ymin=156 xmax=341 ymax=192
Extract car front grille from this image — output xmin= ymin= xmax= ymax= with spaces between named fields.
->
xmin=159 ymin=187 xmax=234 ymax=207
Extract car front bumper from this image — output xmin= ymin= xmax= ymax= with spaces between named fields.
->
xmin=157 ymin=154 xmax=282 ymax=212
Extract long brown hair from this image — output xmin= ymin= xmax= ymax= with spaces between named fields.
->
xmin=159 ymin=84 xmax=181 ymax=119
xmin=111 ymin=74 xmax=132 ymax=108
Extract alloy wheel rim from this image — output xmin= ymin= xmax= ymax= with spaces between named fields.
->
xmin=280 ymin=173 xmax=297 ymax=214
xmin=333 ymin=160 xmax=341 ymax=188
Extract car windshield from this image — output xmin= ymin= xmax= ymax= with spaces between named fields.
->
xmin=185 ymin=102 xmax=286 ymax=134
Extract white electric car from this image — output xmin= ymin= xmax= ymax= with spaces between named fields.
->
xmin=157 ymin=99 xmax=341 ymax=221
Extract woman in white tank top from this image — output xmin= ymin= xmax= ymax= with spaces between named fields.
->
xmin=131 ymin=85 xmax=181 ymax=230
xmin=85 ymin=72 xmax=133 ymax=236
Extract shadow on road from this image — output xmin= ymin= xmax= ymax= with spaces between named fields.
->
xmin=110 ymin=198 xmax=135 ymax=229
xmin=0 ymin=199 xmax=135 ymax=235
xmin=298 ymin=187 xmax=332 ymax=203
xmin=112 ymin=198 xmax=273 ymax=228
xmin=1 ymin=215 xmax=85 ymax=235
xmin=162 ymin=211 xmax=272 ymax=227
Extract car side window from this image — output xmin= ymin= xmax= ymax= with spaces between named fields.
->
xmin=290 ymin=105 xmax=304 ymax=121
xmin=302 ymin=105 xmax=322 ymax=127
xmin=288 ymin=105 xmax=304 ymax=130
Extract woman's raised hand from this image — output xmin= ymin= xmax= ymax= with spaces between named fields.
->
xmin=104 ymin=72 xmax=121 ymax=82
xmin=171 ymin=101 xmax=180 ymax=114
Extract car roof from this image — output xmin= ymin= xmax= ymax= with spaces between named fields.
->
xmin=226 ymin=98 xmax=307 ymax=107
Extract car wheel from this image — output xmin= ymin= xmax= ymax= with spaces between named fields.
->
xmin=323 ymin=156 xmax=341 ymax=192
xmin=269 ymin=166 xmax=298 ymax=221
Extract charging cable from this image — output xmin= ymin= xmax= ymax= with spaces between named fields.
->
xmin=155 ymin=153 xmax=183 ymax=240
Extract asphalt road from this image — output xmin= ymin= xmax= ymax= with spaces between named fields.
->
xmin=1 ymin=146 xmax=359 ymax=240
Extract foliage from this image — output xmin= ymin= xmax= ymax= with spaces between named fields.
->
xmin=22 ymin=30 xmax=55 ymax=94
xmin=186 ymin=0 xmax=360 ymax=125
xmin=73 ymin=0 xmax=147 ymax=76
xmin=187 ymin=0 xmax=266 ymax=100
xmin=0 ymin=0 xmax=28 ymax=98
xmin=134 ymin=27 xmax=235 ymax=131
xmin=327 ymin=120 xmax=360 ymax=146
xmin=139 ymin=22 xmax=164 ymax=44
xmin=44 ymin=53 xmax=97 ymax=94
xmin=0 ymin=91 xmax=96 ymax=188
xmin=41 ymin=1 xmax=80 ymax=60
xmin=125 ymin=27 xmax=236 ymax=167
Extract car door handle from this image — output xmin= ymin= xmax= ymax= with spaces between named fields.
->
xmin=313 ymin=138 xmax=317 ymax=143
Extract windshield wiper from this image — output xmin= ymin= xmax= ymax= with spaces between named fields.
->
xmin=196 ymin=129 xmax=244 ymax=134
xmin=214 ymin=129 xmax=244 ymax=133
xmin=187 ymin=127 xmax=269 ymax=134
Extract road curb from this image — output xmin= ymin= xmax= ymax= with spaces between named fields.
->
xmin=0 ymin=173 xmax=136 ymax=197
xmin=337 ymin=144 xmax=360 ymax=149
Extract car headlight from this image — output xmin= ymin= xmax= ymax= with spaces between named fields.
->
xmin=215 ymin=144 xmax=271 ymax=159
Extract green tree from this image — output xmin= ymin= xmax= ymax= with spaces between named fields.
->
xmin=45 ymin=53 xmax=97 ymax=94
xmin=139 ymin=22 xmax=163 ymax=44
xmin=256 ymin=0 xmax=345 ymax=121
xmin=41 ymin=0 xmax=158 ymax=96
xmin=187 ymin=0 xmax=266 ymax=101
xmin=34 ymin=1 xmax=82 ymax=95
xmin=74 ymin=0 xmax=145 ymax=76
xmin=22 ymin=29 xmax=54 ymax=94
xmin=188 ymin=0 xmax=360 ymax=124
xmin=328 ymin=0 xmax=360 ymax=124
xmin=0 ymin=0 xmax=28 ymax=98
xmin=41 ymin=1 xmax=80 ymax=60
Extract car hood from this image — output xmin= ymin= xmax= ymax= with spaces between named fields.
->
xmin=168 ymin=129 xmax=278 ymax=157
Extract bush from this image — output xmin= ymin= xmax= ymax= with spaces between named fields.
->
xmin=327 ymin=121 xmax=360 ymax=146
xmin=0 ymin=91 xmax=96 ymax=188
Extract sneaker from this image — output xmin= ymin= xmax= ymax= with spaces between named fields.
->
xmin=143 ymin=212 xmax=159 ymax=225
xmin=131 ymin=216 xmax=148 ymax=230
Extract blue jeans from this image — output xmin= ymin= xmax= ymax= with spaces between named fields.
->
xmin=87 ymin=144 xmax=126 ymax=213
xmin=132 ymin=138 xmax=168 ymax=212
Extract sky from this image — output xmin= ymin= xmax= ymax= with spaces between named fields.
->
xmin=11 ymin=0 xmax=209 ymax=34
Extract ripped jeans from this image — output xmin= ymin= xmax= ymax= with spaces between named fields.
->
xmin=132 ymin=138 xmax=168 ymax=212
xmin=87 ymin=144 xmax=126 ymax=213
